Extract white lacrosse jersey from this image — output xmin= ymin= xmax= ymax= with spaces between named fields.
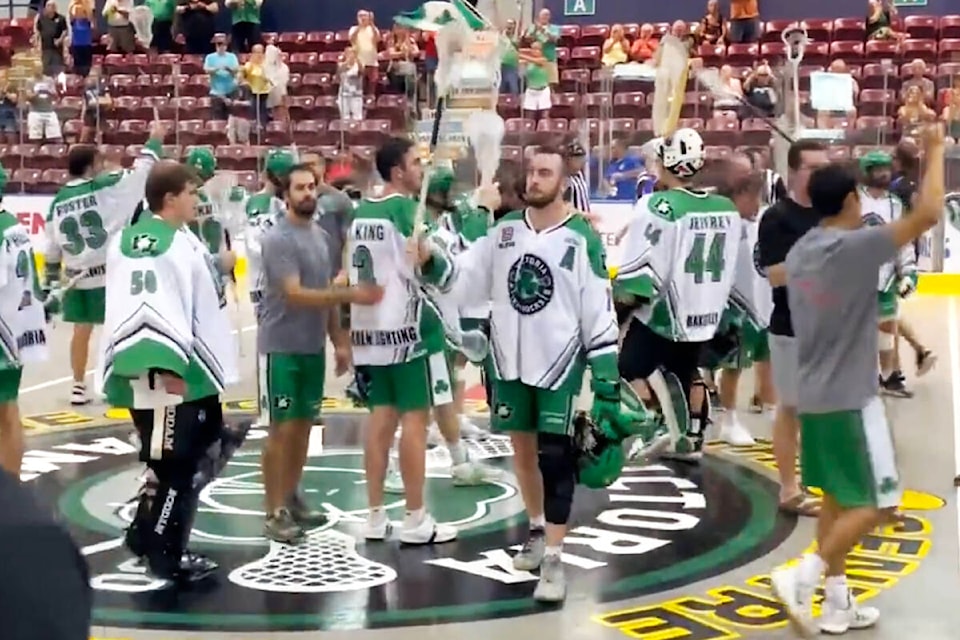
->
xmin=348 ymin=193 xmax=449 ymax=366
xmin=440 ymin=210 xmax=618 ymax=392
xmin=859 ymin=186 xmax=915 ymax=291
xmin=97 ymin=216 xmax=238 ymax=408
xmin=244 ymin=189 xmax=286 ymax=303
xmin=0 ymin=211 xmax=48 ymax=370
xmin=728 ymin=210 xmax=773 ymax=331
xmin=44 ymin=142 xmax=161 ymax=289
xmin=616 ymin=188 xmax=742 ymax=343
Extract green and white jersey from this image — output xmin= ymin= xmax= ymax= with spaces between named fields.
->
xmin=44 ymin=140 xmax=161 ymax=289
xmin=727 ymin=209 xmax=772 ymax=334
xmin=444 ymin=197 xmax=491 ymax=319
xmin=616 ymin=188 xmax=742 ymax=343
xmin=348 ymin=193 xmax=449 ymax=366
xmin=97 ymin=216 xmax=238 ymax=408
xmin=0 ymin=210 xmax=48 ymax=370
xmin=244 ymin=190 xmax=285 ymax=303
xmin=859 ymin=186 xmax=915 ymax=292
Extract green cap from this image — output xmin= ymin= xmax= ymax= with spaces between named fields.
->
xmin=428 ymin=168 xmax=455 ymax=195
xmin=264 ymin=148 xmax=297 ymax=178
xmin=185 ymin=147 xmax=216 ymax=181
xmin=859 ymin=150 xmax=893 ymax=172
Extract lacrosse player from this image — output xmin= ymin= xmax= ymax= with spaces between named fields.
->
xmin=614 ymin=128 xmax=743 ymax=462
xmin=184 ymin=147 xmax=239 ymax=278
xmin=772 ymin=129 xmax=944 ymax=636
xmin=44 ymin=123 xmax=165 ymax=406
xmin=245 ymin=148 xmax=296 ymax=311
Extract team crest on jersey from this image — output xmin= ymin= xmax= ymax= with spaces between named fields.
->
xmin=131 ymin=233 xmax=158 ymax=255
xmin=861 ymin=213 xmax=885 ymax=227
xmin=507 ymin=254 xmax=554 ymax=315
xmin=498 ymin=226 xmax=515 ymax=248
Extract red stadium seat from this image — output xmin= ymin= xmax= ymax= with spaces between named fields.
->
xmin=801 ymin=19 xmax=833 ymax=43
xmin=537 ymin=118 xmax=569 ymax=133
xmin=578 ymin=24 xmax=609 ymax=47
xmin=901 ymin=39 xmax=937 ymax=63
xmin=497 ymin=94 xmax=521 ymax=119
xmin=559 ymin=68 xmax=590 ymax=91
xmin=726 ymin=44 xmax=758 ymax=65
xmin=610 ymin=118 xmax=636 ymax=135
xmin=762 ymin=19 xmax=794 ymax=43
xmin=569 ymin=46 xmax=601 ymax=69
xmin=861 ymin=63 xmax=901 ymax=90
xmin=306 ymin=31 xmax=335 ymax=51
xmin=833 ymin=18 xmax=866 ymax=42
xmin=558 ymin=24 xmax=580 ymax=47
xmin=938 ymin=62 xmax=960 ymax=85
xmin=501 ymin=145 xmax=522 ymax=163
xmin=583 ymin=93 xmax=610 ymax=117
xmin=858 ymin=89 xmax=898 ymax=116
xmin=942 ymin=16 xmax=960 ymax=39
xmin=830 ymin=41 xmax=864 ymax=64
xmin=940 ymin=40 xmax=960 ymax=63
xmin=865 ymin=40 xmax=900 ymax=61
xmin=702 ymin=117 xmax=739 ymax=146
xmin=278 ymin=31 xmax=308 ymax=52
xmin=613 ymin=92 xmax=645 ymax=118
xmin=802 ymin=42 xmax=830 ymax=67
xmin=904 ymin=15 xmax=938 ymax=40
xmin=760 ymin=42 xmax=787 ymax=62
xmin=827 ymin=145 xmax=851 ymax=161
xmin=698 ymin=44 xmax=726 ymax=67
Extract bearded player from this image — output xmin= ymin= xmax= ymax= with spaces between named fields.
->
xmin=615 ymin=128 xmax=743 ymax=461
xmin=44 ymin=123 xmax=165 ymax=405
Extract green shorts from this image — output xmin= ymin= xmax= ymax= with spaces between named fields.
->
xmin=363 ymin=351 xmax=453 ymax=413
xmin=490 ymin=378 xmax=577 ymax=436
xmin=721 ymin=328 xmax=771 ymax=370
xmin=62 ymin=287 xmax=105 ymax=325
xmin=878 ymin=288 xmax=898 ymax=321
xmin=800 ymin=396 xmax=902 ymax=509
xmin=0 ymin=367 xmax=23 ymax=403
xmin=258 ymin=352 xmax=326 ymax=423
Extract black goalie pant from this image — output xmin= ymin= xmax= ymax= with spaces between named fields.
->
xmin=129 ymin=395 xmax=223 ymax=577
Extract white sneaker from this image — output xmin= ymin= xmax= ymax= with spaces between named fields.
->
xmin=719 ymin=416 xmax=756 ymax=446
xmin=70 ymin=382 xmax=90 ymax=406
xmin=399 ymin=512 xmax=457 ymax=545
xmin=819 ymin=595 xmax=880 ymax=634
xmin=770 ymin=565 xmax=818 ymax=638
xmin=383 ymin=466 xmax=405 ymax=494
xmin=363 ymin=510 xmax=392 ymax=541
xmin=458 ymin=415 xmax=489 ymax=440
xmin=451 ymin=460 xmax=501 ymax=486
xmin=533 ymin=553 xmax=566 ymax=602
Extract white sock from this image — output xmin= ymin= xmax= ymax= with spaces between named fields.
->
xmin=544 ymin=545 xmax=562 ymax=558
xmin=369 ymin=505 xmax=386 ymax=522
xmin=724 ymin=410 xmax=738 ymax=425
xmin=530 ymin=514 xmax=546 ymax=529
xmin=824 ymin=575 xmax=849 ymax=607
xmin=404 ymin=507 xmax=425 ymax=526
xmin=447 ymin=439 xmax=468 ymax=466
xmin=797 ymin=553 xmax=826 ymax=589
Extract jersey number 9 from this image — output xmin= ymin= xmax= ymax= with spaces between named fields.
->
xmin=351 ymin=246 xmax=376 ymax=285
xmin=684 ymin=232 xmax=726 ymax=284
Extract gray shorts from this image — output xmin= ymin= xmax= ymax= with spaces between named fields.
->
xmin=768 ymin=333 xmax=798 ymax=408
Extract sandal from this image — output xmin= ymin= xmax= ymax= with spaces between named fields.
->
xmin=779 ymin=491 xmax=821 ymax=517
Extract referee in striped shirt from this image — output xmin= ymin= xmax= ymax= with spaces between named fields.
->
xmin=563 ymin=138 xmax=591 ymax=213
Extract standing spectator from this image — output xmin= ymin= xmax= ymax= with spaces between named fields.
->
xmin=630 ymin=23 xmax=658 ymax=62
xmin=524 ymin=9 xmax=559 ymax=87
xmin=712 ymin=64 xmax=744 ymax=116
xmin=943 ymin=78 xmax=960 ymax=141
xmin=500 ymin=19 xmax=520 ymax=95
xmin=727 ymin=0 xmax=759 ymax=44
xmin=349 ymin=10 xmax=381 ymax=93
xmin=26 ymin=64 xmax=61 ymax=143
xmin=867 ymin=0 xmax=903 ymax=41
xmin=520 ymin=41 xmax=550 ymax=122
xmin=699 ymin=0 xmax=726 ymax=46
xmin=67 ymin=0 xmax=94 ymax=76
xmin=265 ymin=44 xmax=289 ymax=123
xmin=36 ymin=1 xmax=67 ymax=77
xmin=901 ymin=59 xmax=935 ymax=104
xmin=385 ymin=25 xmax=418 ymax=105
xmin=0 ymin=70 xmax=19 ymax=144
xmin=81 ymin=68 xmax=111 ymax=142
xmin=145 ymin=0 xmax=176 ymax=53
xmin=177 ymin=0 xmax=219 ymax=56
xmin=204 ymin=34 xmax=240 ymax=120
xmin=337 ymin=47 xmax=363 ymax=121
xmin=744 ymin=61 xmax=778 ymax=117
xmin=421 ymin=29 xmax=438 ymax=101
xmin=242 ymin=43 xmax=271 ymax=129
xmin=225 ymin=0 xmax=262 ymax=54
xmin=28 ymin=0 xmax=43 ymax=20
xmin=603 ymin=137 xmax=643 ymax=201
xmin=102 ymin=0 xmax=136 ymax=53
xmin=601 ymin=23 xmax=630 ymax=68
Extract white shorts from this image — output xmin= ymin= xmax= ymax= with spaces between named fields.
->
xmin=768 ymin=333 xmax=798 ymax=409
xmin=338 ymin=96 xmax=363 ymax=121
xmin=523 ymin=87 xmax=552 ymax=112
xmin=27 ymin=111 xmax=61 ymax=140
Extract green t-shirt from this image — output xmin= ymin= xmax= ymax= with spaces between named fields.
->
xmin=525 ymin=24 xmax=559 ymax=62
xmin=501 ymin=36 xmax=519 ymax=68
xmin=231 ymin=0 xmax=261 ymax=25
xmin=526 ymin=61 xmax=549 ymax=90
xmin=145 ymin=0 xmax=176 ymax=21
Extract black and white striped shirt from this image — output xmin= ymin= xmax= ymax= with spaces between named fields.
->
xmin=764 ymin=169 xmax=787 ymax=206
xmin=564 ymin=170 xmax=591 ymax=212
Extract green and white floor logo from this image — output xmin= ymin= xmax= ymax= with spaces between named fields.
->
xmin=44 ymin=422 xmax=795 ymax=631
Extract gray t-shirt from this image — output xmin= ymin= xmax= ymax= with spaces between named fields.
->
xmin=258 ymin=215 xmax=333 ymax=354
xmin=785 ymin=225 xmax=898 ymax=414
xmin=313 ymin=190 xmax=353 ymax=272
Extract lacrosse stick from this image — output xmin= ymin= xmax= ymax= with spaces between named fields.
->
xmin=205 ymin=171 xmax=245 ymax=355
xmin=693 ymin=67 xmax=796 ymax=143
xmin=464 ymin=110 xmax=505 ymax=188
xmin=130 ymin=5 xmax=154 ymax=49
xmin=652 ymin=34 xmax=691 ymax=140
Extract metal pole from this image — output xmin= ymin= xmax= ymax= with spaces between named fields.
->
xmin=173 ymin=61 xmax=180 ymax=154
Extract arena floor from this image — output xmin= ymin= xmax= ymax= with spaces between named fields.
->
xmin=17 ymin=294 xmax=960 ymax=640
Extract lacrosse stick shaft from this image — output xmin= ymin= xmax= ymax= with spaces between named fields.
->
xmin=174 ymin=62 xmax=180 ymax=150
xmin=413 ymin=96 xmax=446 ymax=242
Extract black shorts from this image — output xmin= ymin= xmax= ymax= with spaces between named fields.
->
xmin=618 ymin=318 xmax=706 ymax=400
xmin=131 ymin=394 xmax=223 ymax=463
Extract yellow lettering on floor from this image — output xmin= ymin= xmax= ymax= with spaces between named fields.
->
xmin=594 ymin=602 xmax=739 ymax=640
xmin=27 ymin=411 xmax=93 ymax=427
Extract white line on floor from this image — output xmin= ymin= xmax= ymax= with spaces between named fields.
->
xmin=946 ymin=297 xmax=960 ymax=574
xmin=20 ymin=324 xmax=258 ymax=395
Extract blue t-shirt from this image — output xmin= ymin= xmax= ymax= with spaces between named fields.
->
xmin=605 ymin=154 xmax=643 ymax=201
xmin=70 ymin=17 xmax=92 ymax=47
xmin=204 ymin=51 xmax=240 ymax=97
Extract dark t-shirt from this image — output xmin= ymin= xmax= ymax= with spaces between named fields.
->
xmin=756 ymin=197 xmax=821 ymax=337
xmin=36 ymin=13 xmax=67 ymax=51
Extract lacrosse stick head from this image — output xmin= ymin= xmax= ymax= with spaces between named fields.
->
xmin=130 ymin=6 xmax=154 ymax=48
xmin=652 ymin=34 xmax=690 ymax=139
xmin=205 ymin=172 xmax=245 ymax=238
xmin=434 ymin=21 xmax=467 ymax=96
xmin=782 ymin=24 xmax=808 ymax=66
xmin=464 ymin=110 xmax=505 ymax=187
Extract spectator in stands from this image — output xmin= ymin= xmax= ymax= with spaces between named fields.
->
xmin=630 ymin=23 xmax=658 ymax=62
xmin=866 ymin=0 xmax=902 ymax=41
xmin=204 ymin=33 xmax=240 ymax=120
xmin=601 ymin=24 xmax=630 ymax=68
xmin=177 ymin=0 xmax=219 ymax=55
xmin=36 ymin=1 xmax=67 ymax=77
xmin=713 ymin=64 xmax=744 ymax=116
xmin=898 ymin=84 xmax=936 ymax=129
xmin=494 ymin=159 xmax=525 ymax=220
xmin=727 ymin=0 xmax=759 ymax=43
xmin=349 ymin=10 xmax=381 ymax=94
xmin=670 ymin=19 xmax=688 ymax=39
xmin=145 ymin=0 xmax=175 ymax=53
xmin=524 ymin=9 xmax=559 ymax=87
xmin=744 ymin=60 xmax=778 ymax=118
xmin=26 ymin=63 xmax=61 ymax=143
xmin=422 ymin=28 xmax=437 ymax=101
xmin=80 ymin=68 xmax=111 ymax=142
xmin=67 ymin=0 xmax=94 ymax=76
xmin=500 ymin=19 xmax=520 ymax=95
xmin=102 ymin=0 xmax=136 ymax=53
xmin=225 ymin=0 xmax=261 ymax=54
xmin=699 ymin=0 xmax=725 ymax=46
xmin=520 ymin=41 xmax=551 ymax=122
xmin=264 ymin=43 xmax=289 ymax=123
xmin=28 ymin=0 xmax=43 ymax=20
xmin=0 ymin=71 xmax=19 ymax=144
xmin=242 ymin=43 xmax=271 ymax=129
xmin=604 ymin=137 xmax=643 ymax=201
xmin=944 ymin=79 xmax=960 ymax=140
xmin=386 ymin=25 xmax=419 ymax=106
xmin=901 ymin=59 xmax=935 ymax=104
xmin=815 ymin=59 xmax=858 ymax=128
xmin=338 ymin=46 xmax=364 ymax=122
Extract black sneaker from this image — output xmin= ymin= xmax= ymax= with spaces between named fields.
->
xmin=880 ymin=373 xmax=913 ymax=398
xmin=916 ymin=349 xmax=937 ymax=377
xmin=146 ymin=551 xmax=218 ymax=584
xmin=288 ymin=492 xmax=328 ymax=528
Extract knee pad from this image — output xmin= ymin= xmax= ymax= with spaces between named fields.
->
xmin=878 ymin=329 xmax=895 ymax=351
xmin=537 ymin=432 xmax=577 ymax=526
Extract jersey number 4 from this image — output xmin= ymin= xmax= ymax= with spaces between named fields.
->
xmin=60 ymin=211 xmax=108 ymax=256
xmin=684 ymin=232 xmax=726 ymax=284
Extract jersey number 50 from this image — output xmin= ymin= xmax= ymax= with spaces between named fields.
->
xmin=684 ymin=232 xmax=726 ymax=284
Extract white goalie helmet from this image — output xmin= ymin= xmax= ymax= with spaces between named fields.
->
xmin=657 ymin=127 xmax=705 ymax=179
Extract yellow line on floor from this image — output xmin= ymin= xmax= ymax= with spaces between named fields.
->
xmin=917 ymin=273 xmax=960 ymax=296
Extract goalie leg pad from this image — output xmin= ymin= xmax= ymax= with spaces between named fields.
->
xmin=140 ymin=458 xmax=203 ymax=580
xmin=687 ymin=379 xmax=711 ymax=453
xmin=646 ymin=368 xmax=692 ymax=451
xmin=537 ymin=432 xmax=577 ymax=526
